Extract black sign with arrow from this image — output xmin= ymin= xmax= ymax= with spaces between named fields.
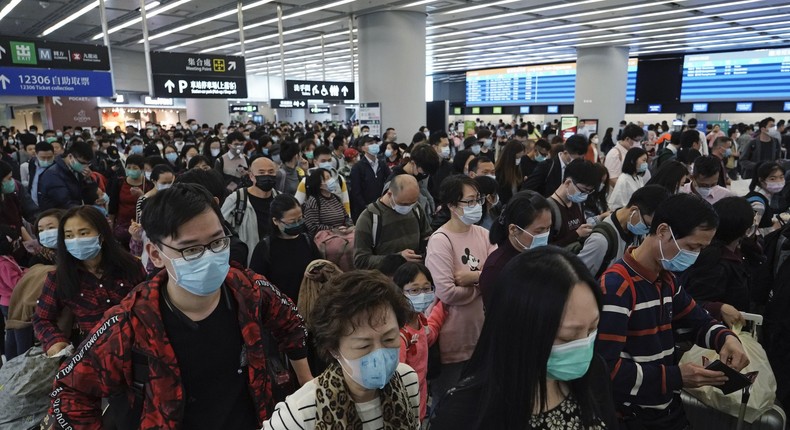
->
xmin=270 ymin=99 xmax=308 ymax=109
xmin=150 ymin=51 xmax=247 ymax=98
xmin=286 ymin=79 xmax=355 ymax=100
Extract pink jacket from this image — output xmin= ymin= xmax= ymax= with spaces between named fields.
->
xmin=425 ymin=225 xmax=496 ymax=364
xmin=400 ymin=301 xmax=448 ymax=420
xmin=0 ymin=255 xmax=24 ymax=307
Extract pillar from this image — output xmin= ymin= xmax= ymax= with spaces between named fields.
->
xmin=357 ymin=11 xmax=426 ymax=138
xmin=574 ymin=46 xmax=630 ymax=134
xmin=186 ymin=99 xmax=230 ymax=126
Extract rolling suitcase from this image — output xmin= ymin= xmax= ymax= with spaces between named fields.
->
xmin=681 ymin=391 xmax=785 ymax=430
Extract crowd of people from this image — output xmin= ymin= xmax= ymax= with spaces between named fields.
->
xmin=0 ymin=115 xmax=789 ymax=429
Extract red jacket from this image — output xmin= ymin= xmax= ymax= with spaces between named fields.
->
xmin=49 ymin=267 xmax=308 ymax=430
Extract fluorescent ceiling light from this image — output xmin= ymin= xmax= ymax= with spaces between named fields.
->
xmin=41 ymin=0 xmax=99 ymax=36
xmin=0 ymin=0 xmax=22 ymax=23
xmin=147 ymin=0 xmax=275 ymax=42
xmin=443 ymin=0 xmax=520 ymax=15
xmin=91 ymin=0 xmax=190 ymax=40
xmin=199 ymin=20 xmax=339 ymax=53
xmin=400 ymin=0 xmax=441 ymax=7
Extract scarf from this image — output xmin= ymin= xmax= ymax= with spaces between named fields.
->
xmin=314 ymin=363 xmax=418 ymax=430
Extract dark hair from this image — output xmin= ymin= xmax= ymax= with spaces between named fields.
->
xmin=142 ymin=183 xmax=222 ymax=244
xmin=67 ymin=140 xmax=94 ymax=161
xmin=151 ymin=164 xmax=174 ymax=182
xmin=712 ymin=197 xmax=754 ymax=244
xmin=564 ymin=159 xmax=600 ymax=188
xmin=175 ymin=165 xmax=227 ymax=204
xmin=187 ymin=154 xmax=211 ymax=169
xmin=564 ymin=134 xmax=589 ymax=156
xmin=428 ymin=131 xmax=449 ymax=146
xmin=392 ymin=262 xmax=434 ymax=290
xmin=495 ymin=141 xmax=524 ymax=189
xmin=473 ymin=175 xmax=498 ymax=197
xmin=680 ymin=130 xmax=700 ymax=148
xmin=621 ymin=147 xmax=648 ymax=176
xmin=468 ymin=156 xmax=494 ymax=175
xmin=692 ymin=155 xmax=721 ymax=179
xmin=0 ymin=224 xmax=19 ymax=256
xmin=125 ymin=154 xmax=145 ymax=169
xmin=35 ymin=141 xmax=54 ymax=153
xmin=279 ymin=141 xmax=300 ymax=163
xmin=535 ymin=138 xmax=551 ymax=152
xmin=688 ymin=118 xmax=698 ymax=128
xmin=711 ymin=136 xmax=732 ymax=150
xmin=305 ymin=168 xmax=330 ymax=200
xmin=411 ymin=132 xmax=427 ymax=144
xmin=440 ymin=174 xmax=478 ymax=207
xmin=144 ymin=155 xmax=165 ymax=169
xmin=645 ymin=160 xmax=689 ymax=194
xmin=749 ymin=161 xmax=785 ymax=192
xmin=56 ymin=206 xmax=142 ymax=299
xmin=313 ymin=145 xmax=332 ymax=159
xmin=33 ymin=208 xmax=65 ymax=238
xmin=309 ymin=270 xmax=413 ymax=362
xmin=759 ymin=117 xmax=775 ymax=130
xmin=452 ymin=149 xmax=474 ymax=174
xmin=377 ymin=254 xmax=407 ymax=278
xmin=489 ymin=190 xmax=550 ymax=246
xmin=226 ymin=131 xmax=246 ymax=144
xmin=410 ymin=143 xmax=440 ymax=175
xmin=627 ymin=185 xmax=671 ymax=217
xmin=622 ymin=123 xmax=644 ymax=141
xmin=648 ymin=193 xmax=719 ymax=237
xmin=269 ymin=194 xmax=300 ymax=237
xmin=464 ymin=247 xmax=602 ymax=429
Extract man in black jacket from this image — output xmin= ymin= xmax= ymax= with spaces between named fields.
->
xmin=350 ymin=135 xmax=391 ymax=221
xmin=523 ymin=134 xmax=589 ymax=197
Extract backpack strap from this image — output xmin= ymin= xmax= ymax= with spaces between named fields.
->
xmin=605 ymin=263 xmax=637 ymax=312
xmin=546 ymin=197 xmax=564 ymax=235
xmin=371 ymin=211 xmax=380 ymax=250
xmin=232 ymin=188 xmax=247 ymax=228
xmin=594 ymin=222 xmax=620 ymax=279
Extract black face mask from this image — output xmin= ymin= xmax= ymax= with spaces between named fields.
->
xmin=281 ymin=220 xmax=305 ymax=236
xmin=255 ymin=174 xmax=277 ymax=192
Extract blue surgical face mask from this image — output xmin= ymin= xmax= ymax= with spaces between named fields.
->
xmin=262 ymin=147 xmax=269 ymax=156
xmin=547 ymin=330 xmax=597 ymax=381
xmin=38 ymin=228 xmax=58 ymax=249
xmin=38 ymin=159 xmax=53 ymax=168
xmin=1 ymin=179 xmax=14 ymax=194
xmin=161 ymin=247 xmax=230 ymax=296
xmin=471 ymin=144 xmax=481 ymax=155
xmin=567 ymin=183 xmax=589 ymax=203
xmin=392 ymin=201 xmax=416 ymax=215
xmin=65 ymin=236 xmax=102 ymax=261
xmin=130 ymin=145 xmax=144 ymax=154
xmin=637 ymin=162 xmax=648 ymax=174
xmin=318 ymin=161 xmax=333 ymax=171
xmin=165 ymin=152 xmax=178 ymax=163
xmin=367 ymin=143 xmax=381 ymax=156
xmin=272 ymin=154 xmax=281 ymax=164
xmin=535 ymin=154 xmax=547 ymax=162
xmin=338 ymin=347 xmax=400 ymax=390
xmin=384 ymin=149 xmax=393 ymax=158
xmin=659 ymin=227 xmax=700 ymax=272
xmin=407 ymin=291 xmax=435 ymax=313
xmin=456 ymin=204 xmax=483 ymax=225
xmin=440 ymin=146 xmax=451 ymax=159
xmin=514 ymin=225 xmax=549 ymax=250
xmin=724 ymin=148 xmax=732 ymax=158
xmin=325 ymin=178 xmax=338 ymax=193
xmin=627 ymin=210 xmax=650 ymax=236
xmin=483 ymin=138 xmax=493 ymax=148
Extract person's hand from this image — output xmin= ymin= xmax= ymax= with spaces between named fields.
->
xmin=454 ymin=270 xmax=480 ymax=288
xmin=719 ymin=335 xmax=750 ymax=372
xmin=128 ymin=221 xmax=143 ymax=241
xmin=46 ymin=342 xmax=70 ymax=357
xmin=576 ymin=224 xmax=594 ymax=238
xmin=400 ymin=249 xmax=423 ymax=262
xmin=299 ymin=158 xmax=309 ymax=171
xmin=719 ymin=304 xmax=745 ymax=329
xmin=82 ymin=166 xmax=93 ymax=177
xmin=680 ymin=362 xmax=728 ymax=388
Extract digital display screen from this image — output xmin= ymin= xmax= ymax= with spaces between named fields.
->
xmin=466 ymin=58 xmax=637 ymax=106
xmin=471 ymin=107 xmax=480 ymax=114
xmin=681 ymin=48 xmax=790 ymax=102
xmin=492 ymin=106 xmax=502 ymax=114
xmin=692 ymin=103 xmax=708 ymax=112
xmin=547 ymin=105 xmax=559 ymax=114
xmin=735 ymin=102 xmax=753 ymax=112
xmin=520 ymin=106 xmax=530 ymax=114
xmin=784 ymin=101 xmax=790 ymax=111
xmin=648 ymin=104 xmax=662 ymax=113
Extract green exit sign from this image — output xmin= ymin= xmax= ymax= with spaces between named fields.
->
xmin=471 ymin=107 xmax=480 ymax=114
xmin=453 ymin=107 xmax=462 ymax=115
xmin=492 ymin=107 xmax=502 ymax=114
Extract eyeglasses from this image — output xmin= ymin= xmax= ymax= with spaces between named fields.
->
xmin=404 ymin=286 xmax=435 ymax=296
xmin=160 ymin=236 xmax=232 ymax=261
xmin=572 ymin=181 xmax=595 ymax=195
xmin=458 ymin=196 xmax=486 ymax=207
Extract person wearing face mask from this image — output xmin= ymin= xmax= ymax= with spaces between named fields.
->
xmin=596 ymin=193 xmax=749 ymax=430
xmin=214 ymin=131 xmax=250 ymax=193
xmin=578 ymin=185 xmax=670 ymax=279
xmin=494 ymin=141 xmax=526 ymax=205
xmin=476 ymin=128 xmax=494 ymax=159
xmin=249 ymin=195 xmax=320 ymax=303
xmin=294 ymin=145 xmax=350 ymax=214
xmin=525 ymin=134 xmax=590 ymax=197
xmin=127 ymin=137 xmax=145 ymax=156
xmin=680 ymin=155 xmax=733 ymax=205
xmin=353 ymin=175 xmax=431 ymax=270
xmin=745 ymin=161 xmax=786 ymax=236
xmin=430 ymin=248 xmax=617 ymax=430
xmin=740 ymin=117 xmax=781 ymax=179
xmin=48 ymin=185 xmax=310 ymax=429
xmin=349 ymin=136 xmax=392 ymax=221
xmin=28 ymin=208 xmax=64 ymax=266
xmin=605 ymin=124 xmax=645 ymax=188
xmin=547 ymin=159 xmax=599 ymax=246
xmin=608 ymin=147 xmax=649 ymax=210
xmin=478 ymin=190 xmax=551 ymax=306
xmin=263 ymin=270 xmax=419 ymax=430
xmin=33 ymin=206 xmax=145 ymax=358
xmin=37 ymin=140 xmax=99 ymax=211
xmin=427 ymin=131 xmax=454 ymax=202
xmin=425 ymin=175 xmax=497 ymax=401
xmin=0 ymin=160 xmax=34 ymax=246
xmin=383 ymin=142 xmax=402 ymax=169
xmin=520 ymin=138 xmax=551 ymax=178
xmin=462 ymin=136 xmax=482 ymax=157
xmin=302 ymin=168 xmax=353 ymax=237
xmin=385 ymin=143 xmax=440 ymax=224
xmin=221 ymin=157 xmax=280 ymax=264
xmin=709 ymin=136 xmax=734 ymax=187
xmin=25 ymin=140 xmax=55 ymax=207
xmin=471 ymin=175 xmax=502 ymax=230
xmin=392 ymin=262 xmax=448 ymax=421
xmin=108 ymin=154 xmax=152 ymax=248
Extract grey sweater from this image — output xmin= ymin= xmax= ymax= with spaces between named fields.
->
xmin=353 ymin=200 xmax=432 ymax=269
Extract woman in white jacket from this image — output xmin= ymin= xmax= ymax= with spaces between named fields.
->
xmin=608 ymin=147 xmax=648 ymax=209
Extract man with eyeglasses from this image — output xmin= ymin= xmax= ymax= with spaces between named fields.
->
xmin=48 ymin=183 xmax=311 ymax=430
xmin=215 ymin=131 xmax=250 ymax=192
xmin=547 ymin=159 xmax=601 ymax=246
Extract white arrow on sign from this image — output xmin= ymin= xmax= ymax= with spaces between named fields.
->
xmin=228 ymin=61 xmax=236 ymax=71
xmin=0 ymin=75 xmax=9 ymax=90
xmin=164 ymin=80 xmax=175 ymax=93
xmin=0 ymin=46 xmax=6 ymax=60
xmin=341 ymin=86 xmax=349 ymax=97
xmin=52 ymin=96 xmax=62 ymax=106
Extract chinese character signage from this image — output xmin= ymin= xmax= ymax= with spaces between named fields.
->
xmin=285 ymin=79 xmax=355 ymax=101
xmin=229 ymin=104 xmax=258 ymax=113
xmin=0 ymin=66 xmax=112 ymax=97
xmin=150 ymin=51 xmax=247 ymax=98
xmin=0 ymin=36 xmax=111 ymax=71
xmin=270 ymin=99 xmax=307 ymax=109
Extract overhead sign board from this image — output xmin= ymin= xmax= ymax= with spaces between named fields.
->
xmin=286 ymin=79 xmax=355 ymax=100
xmin=143 ymin=96 xmax=173 ymax=106
xmin=230 ymin=104 xmax=258 ymax=113
xmin=309 ymin=106 xmax=330 ymax=114
xmin=150 ymin=51 xmax=247 ymax=98
xmin=0 ymin=36 xmax=110 ymax=71
xmin=0 ymin=66 xmax=112 ymax=97
xmin=270 ymin=99 xmax=307 ymax=109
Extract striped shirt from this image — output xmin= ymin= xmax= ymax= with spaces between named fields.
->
xmin=263 ymin=363 xmax=420 ymax=429
xmin=595 ymin=247 xmax=735 ymax=411
xmin=302 ymin=194 xmax=351 ymax=236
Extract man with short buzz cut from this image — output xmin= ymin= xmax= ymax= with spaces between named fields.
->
xmin=467 ymin=156 xmax=495 ymax=179
xmin=354 ymin=174 xmax=432 ymax=270
xmin=48 ymin=183 xmax=312 ymax=430
xmin=680 ymin=155 xmax=733 ymax=205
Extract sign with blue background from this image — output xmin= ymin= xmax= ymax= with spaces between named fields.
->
xmin=0 ymin=66 xmax=113 ymax=97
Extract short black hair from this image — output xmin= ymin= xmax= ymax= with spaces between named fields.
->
xmin=410 ymin=143 xmax=440 ymax=175
xmin=692 ymin=155 xmax=720 ymax=179
xmin=35 ymin=141 xmax=54 ymax=153
xmin=563 ymin=159 xmax=599 ymax=188
xmin=144 ymin=155 xmax=165 ymax=169
xmin=514 ymin=129 xmax=529 ymax=139
xmin=151 ymin=164 xmax=174 ymax=182
xmin=712 ymin=197 xmax=754 ymax=244
xmin=473 ymin=175 xmax=498 ymax=196
xmin=67 ymin=140 xmax=94 ymax=161
xmin=564 ymin=134 xmax=589 ymax=156
xmin=313 ymin=145 xmax=332 ymax=159
xmin=125 ymin=154 xmax=145 ymax=169
xmin=680 ymin=130 xmax=700 ymax=148
xmin=453 ymin=149 xmax=474 ymax=174
xmin=627 ymin=185 xmax=671 ymax=217
xmin=174 ymin=167 xmax=227 ymax=205
xmin=428 ymin=131 xmax=449 ymax=146
xmin=621 ymin=147 xmax=647 ymax=176
xmin=648 ymin=193 xmax=719 ymax=238
xmin=535 ymin=139 xmax=551 ymax=152
xmin=142 ymin=183 xmax=222 ymax=244
xmin=440 ymin=174 xmax=478 ymax=206
xmin=760 ymin=117 xmax=775 ymax=129
xmin=622 ymin=123 xmax=645 ymax=141
xmin=279 ymin=141 xmax=300 ymax=163
xmin=468 ymin=156 xmax=494 ymax=174
xmin=226 ymin=131 xmax=246 ymax=143
xmin=688 ymin=118 xmax=698 ymax=128
xmin=489 ymin=190 xmax=550 ymax=246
